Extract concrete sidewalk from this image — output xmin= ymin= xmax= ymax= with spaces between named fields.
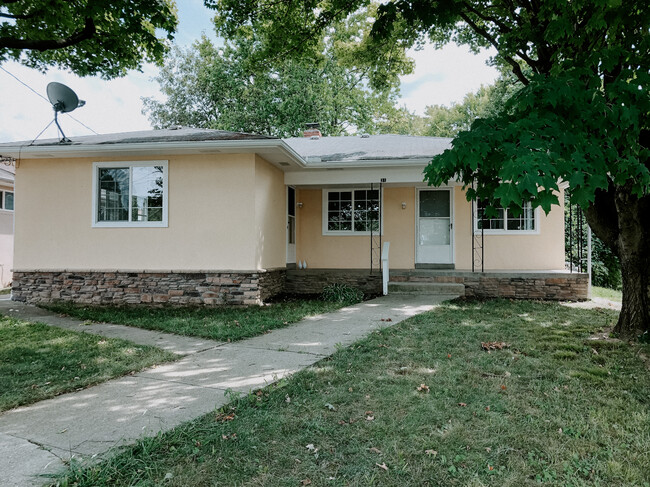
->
xmin=0 ymin=294 xmax=454 ymax=486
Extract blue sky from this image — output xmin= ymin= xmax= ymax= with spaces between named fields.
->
xmin=0 ymin=1 xmax=498 ymax=142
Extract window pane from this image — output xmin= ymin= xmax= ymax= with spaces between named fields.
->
xmin=98 ymin=168 xmax=129 ymax=222
xmin=352 ymin=188 xmax=379 ymax=232
xmin=506 ymin=203 xmax=535 ymax=230
xmin=4 ymin=192 xmax=13 ymax=211
xmin=327 ymin=191 xmax=353 ymax=231
xmin=420 ymin=191 xmax=449 ymax=217
xmin=131 ymin=166 xmax=164 ymax=222
xmin=477 ymin=200 xmax=535 ymax=231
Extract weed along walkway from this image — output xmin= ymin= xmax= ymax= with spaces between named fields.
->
xmin=0 ymin=294 xmax=452 ymax=487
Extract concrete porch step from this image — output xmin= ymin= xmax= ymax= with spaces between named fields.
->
xmin=388 ymin=281 xmax=465 ymax=296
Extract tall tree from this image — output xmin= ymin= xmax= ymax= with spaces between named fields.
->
xmin=423 ymin=74 xmax=517 ymax=137
xmin=144 ymin=10 xmax=412 ymax=137
xmin=0 ymin=0 xmax=178 ymax=78
xmin=210 ymin=0 xmax=650 ymax=338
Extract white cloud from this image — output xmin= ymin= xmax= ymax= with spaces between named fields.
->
xmin=0 ymin=62 xmax=160 ymax=142
xmin=399 ymin=44 xmax=499 ymax=114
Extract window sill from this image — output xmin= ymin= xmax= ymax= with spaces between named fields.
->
xmin=323 ymin=231 xmax=383 ymax=236
xmin=93 ymin=221 xmax=168 ymax=228
xmin=473 ymin=230 xmax=539 ymax=235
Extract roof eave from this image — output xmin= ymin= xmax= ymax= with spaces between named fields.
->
xmin=303 ymin=158 xmax=433 ymax=169
xmin=0 ymin=139 xmax=308 ymax=169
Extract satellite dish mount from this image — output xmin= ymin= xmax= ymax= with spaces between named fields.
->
xmin=46 ymin=82 xmax=86 ymax=143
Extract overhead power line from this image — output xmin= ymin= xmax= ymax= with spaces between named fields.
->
xmin=0 ymin=66 xmax=99 ymax=136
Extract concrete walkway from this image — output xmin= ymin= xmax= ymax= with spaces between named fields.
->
xmin=0 ymin=294 xmax=454 ymax=487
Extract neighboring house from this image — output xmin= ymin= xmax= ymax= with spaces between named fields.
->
xmin=0 ymin=127 xmax=586 ymax=306
xmin=0 ymin=164 xmax=14 ymax=288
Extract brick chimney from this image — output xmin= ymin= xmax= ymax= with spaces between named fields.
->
xmin=303 ymin=122 xmax=321 ymax=139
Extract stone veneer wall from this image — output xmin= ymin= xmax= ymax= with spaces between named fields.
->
xmin=390 ymin=271 xmax=589 ymax=300
xmin=12 ymin=269 xmax=286 ymax=306
xmin=285 ymin=269 xmax=382 ymax=295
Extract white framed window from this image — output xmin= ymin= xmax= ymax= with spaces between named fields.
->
xmin=0 ymin=190 xmax=14 ymax=211
xmin=475 ymin=200 xmax=538 ymax=234
xmin=322 ymin=188 xmax=382 ymax=235
xmin=92 ymin=161 xmax=168 ymax=228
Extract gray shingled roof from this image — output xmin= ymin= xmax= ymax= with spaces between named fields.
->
xmin=0 ymin=128 xmax=275 ymax=148
xmin=284 ymin=134 xmax=452 ymax=163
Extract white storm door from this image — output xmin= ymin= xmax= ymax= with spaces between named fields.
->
xmin=417 ymin=189 xmax=453 ymax=264
xmin=287 ymin=186 xmax=296 ymax=264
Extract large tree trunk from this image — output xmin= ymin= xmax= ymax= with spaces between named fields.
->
xmin=613 ymin=186 xmax=650 ymax=339
xmin=618 ymin=248 xmax=650 ymax=339
xmin=586 ymin=185 xmax=650 ymax=339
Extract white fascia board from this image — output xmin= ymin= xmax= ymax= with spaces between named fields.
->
xmin=302 ymin=158 xmax=433 ymax=169
xmin=0 ymin=139 xmax=307 ymax=167
xmin=285 ymin=165 xmax=431 ymax=186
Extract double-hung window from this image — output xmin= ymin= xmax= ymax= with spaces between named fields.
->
xmin=476 ymin=200 xmax=537 ymax=233
xmin=323 ymin=188 xmax=381 ymax=235
xmin=0 ymin=190 xmax=14 ymax=211
xmin=92 ymin=161 xmax=168 ymax=227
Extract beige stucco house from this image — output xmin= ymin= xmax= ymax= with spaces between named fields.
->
xmin=0 ymin=128 xmax=586 ymax=305
xmin=0 ymin=164 xmax=14 ymax=288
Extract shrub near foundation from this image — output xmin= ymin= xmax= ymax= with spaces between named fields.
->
xmin=321 ymin=283 xmax=364 ymax=305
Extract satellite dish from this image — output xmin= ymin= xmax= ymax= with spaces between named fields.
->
xmin=46 ymin=82 xmax=86 ymax=143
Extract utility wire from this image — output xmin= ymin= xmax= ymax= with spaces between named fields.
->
xmin=0 ymin=65 xmax=99 ymax=136
xmin=65 ymin=113 xmax=99 ymax=135
xmin=0 ymin=65 xmax=49 ymax=103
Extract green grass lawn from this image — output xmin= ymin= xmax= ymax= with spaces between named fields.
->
xmin=55 ymin=300 xmax=650 ymax=486
xmin=592 ymin=286 xmax=623 ymax=302
xmin=43 ymin=298 xmax=349 ymax=341
xmin=0 ymin=316 xmax=175 ymax=412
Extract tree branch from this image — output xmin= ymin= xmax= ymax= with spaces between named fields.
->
xmin=0 ymin=16 xmax=95 ymax=51
xmin=458 ymin=12 xmax=530 ymax=85
xmin=0 ymin=11 xmax=36 ymax=19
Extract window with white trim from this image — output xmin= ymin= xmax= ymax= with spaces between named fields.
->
xmin=323 ymin=188 xmax=380 ymax=234
xmin=93 ymin=161 xmax=168 ymax=227
xmin=0 ymin=190 xmax=14 ymax=211
xmin=476 ymin=200 xmax=536 ymax=232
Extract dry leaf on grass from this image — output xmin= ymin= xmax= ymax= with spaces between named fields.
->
xmin=376 ymin=462 xmax=389 ymax=471
xmin=425 ymin=449 xmax=438 ymax=456
xmin=215 ymin=412 xmax=235 ymax=422
xmin=369 ymin=447 xmax=382 ymax=454
xmin=301 ymin=479 xmax=312 ymax=485
xmin=417 ymin=384 xmax=430 ymax=393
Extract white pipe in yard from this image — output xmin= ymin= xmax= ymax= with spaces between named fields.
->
xmin=587 ymin=225 xmax=591 ymax=299
xmin=382 ymin=242 xmax=390 ymax=295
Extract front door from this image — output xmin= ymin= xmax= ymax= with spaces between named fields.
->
xmin=287 ymin=186 xmax=296 ymax=265
xmin=416 ymin=189 xmax=453 ymax=264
